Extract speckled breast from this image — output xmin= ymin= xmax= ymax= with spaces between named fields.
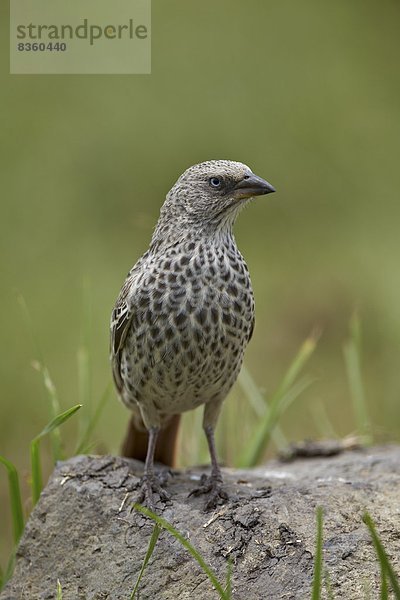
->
xmin=120 ymin=237 xmax=255 ymax=414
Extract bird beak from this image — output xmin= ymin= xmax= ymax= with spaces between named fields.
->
xmin=233 ymin=173 xmax=276 ymax=199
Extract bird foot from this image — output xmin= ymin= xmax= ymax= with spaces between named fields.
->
xmin=189 ymin=473 xmax=228 ymax=511
xmin=135 ymin=470 xmax=171 ymax=510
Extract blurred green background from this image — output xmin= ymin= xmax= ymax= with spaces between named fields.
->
xmin=1 ymin=0 xmax=400 ymax=565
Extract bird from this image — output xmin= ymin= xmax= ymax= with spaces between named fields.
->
xmin=110 ymin=160 xmax=275 ymax=509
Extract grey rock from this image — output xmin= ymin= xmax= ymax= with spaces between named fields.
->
xmin=2 ymin=446 xmax=400 ymax=599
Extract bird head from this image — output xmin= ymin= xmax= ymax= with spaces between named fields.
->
xmin=161 ymin=160 xmax=275 ymax=233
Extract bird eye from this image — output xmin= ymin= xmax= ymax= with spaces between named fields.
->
xmin=209 ymin=177 xmax=222 ymax=188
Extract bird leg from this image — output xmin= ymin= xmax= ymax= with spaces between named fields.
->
xmin=189 ymin=425 xmax=228 ymax=511
xmin=135 ymin=427 xmax=171 ymax=510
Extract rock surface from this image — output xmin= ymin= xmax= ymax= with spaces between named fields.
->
xmin=2 ymin=446 xmax=400 ymax=599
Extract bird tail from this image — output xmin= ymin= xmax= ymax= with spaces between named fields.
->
xmin=121 ymin=411 xmax=181 ymax=467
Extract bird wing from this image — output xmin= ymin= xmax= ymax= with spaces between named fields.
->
xmin=248 ymin=316 xmax=255 ymax=342
xmin=110 ymin=281 xmax=133 ymax=394
xmin=110 ymin=254 xmax=147 ymax=394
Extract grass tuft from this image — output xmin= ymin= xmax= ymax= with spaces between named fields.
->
xmin=0 ymin=456 xmax=24 ymax=546
xmin=238 ymin=365 xmax=287 ymax=451
xmin=130 ymin=524 xmax=161 ymax=599
xmin=18 ymin=295 xmax=64 ymax=462
xmin=30 ymin=404 xmax=82 ymax=506
xmin=363 ymin=512 xmax=400 ymax=599
xmin=32 ymin=361 xmax=64 ymax=462
xmin=238 ymin=331 xmax=318 ymax=467
xmin=343 ymin=313 xmax=372 ymax=444
xmin=0 ymin=550 xmax=16 ymax=591
xmin=133 ymin=504 xmax=231 ymax=599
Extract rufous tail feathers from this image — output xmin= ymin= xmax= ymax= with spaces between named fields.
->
xmin=121 ymin=413 xmax=181 ymax=467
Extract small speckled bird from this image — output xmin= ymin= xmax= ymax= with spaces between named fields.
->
xmin=110 ymin=160 xmax=275 ymax=509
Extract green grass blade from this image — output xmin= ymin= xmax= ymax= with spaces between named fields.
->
xmin=77 ymin=278 xmax=93 ymax=444
xmin=324 ymin=569 xmax=335 ymax=600
xmin=32 ymin=362 xmax=63 ymax=462
xmin=238 ymin=334 xmax=318 ymax=467
xmin=134 ymin=504 xmax=229 ymax=600
xmin=312 ymin=506 xmax=324 ymax=600
xmin=343 ymin=314 xmax=372 ymax=444
xmin=278 ymin=375 xmax=315 ymax=413
xmin=238 ymin=375 xmax=314 ymax=468
xmin=34 ymin=403 xmax=82 ymax=440
xmin=363 ymin=512 xmax=400 ymax=599
xmin=1 ymin=549 xmax=16 ymax=591
xmin=238 ymin=365 xmax=287 ymax=450
xmin=30 ymin=404 xmax=82 ymax=505
xmin=0 ymin=456 xmax=24 ymax=545
xmin=75 ymin=383 xmax=112 ymax=455
xmin=18 ymin=295 xmax=64 ymax=462
xmin=41 ymin=365 xmax=63 ymax=462
xmin=238 ymin=364 xmax=271 ymax=416
xmin=278 ymin=334 xmax=318 ymax=395
xmin=130 ymin=524 xmax=161 ymax=599
xmin=77 ymin=346 xmax=91 ymax=439
xmin=56 ymin=579 xmax=63 ymax=599
xmin=380 ymin=571 xmax=389 ymax=600
xmin=30 ymin=440 xmax=42 ymax=507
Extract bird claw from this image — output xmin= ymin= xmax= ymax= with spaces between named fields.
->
xmin=189 ymin=473 xmax=228 ymax=511
xmin=135 ymin=471 xmax=171 ymax=510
